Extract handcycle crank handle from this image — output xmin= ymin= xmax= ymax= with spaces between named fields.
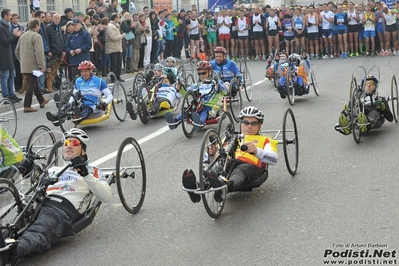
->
xmin=240 ymin=144 xmax=255 ymax=155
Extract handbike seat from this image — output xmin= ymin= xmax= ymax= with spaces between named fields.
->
xmin=234 ymin=169 xmax=269 ymax=192
xmin=43 ymin=194 xmax=94 ymax=234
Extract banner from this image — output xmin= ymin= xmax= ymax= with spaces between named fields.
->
xmin=207 ymin=0 xmax=236 ymax=11
xmin=154 ymin=0 xmax=172 ymax=13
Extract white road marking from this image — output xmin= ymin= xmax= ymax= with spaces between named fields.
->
xmin=92 ymin=126 xmax=170 ymax=166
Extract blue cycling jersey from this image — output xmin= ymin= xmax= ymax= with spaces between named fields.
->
xmin=210 ymin=59 xmax=241 ymax=82
xmin=74 ymin=75 xmax=109 ymax=109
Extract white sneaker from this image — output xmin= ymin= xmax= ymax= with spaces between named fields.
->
xmin=262 ymin=55 xmax=266 ymax=61
xmin=255 ymin=55 xmax=259 ymax=61
xmin=330 ymin=54 xmax=334 ymax=59
xmin=323 ymin=55 xmax=329 ymax=59
xmin=393 ymin=50 xmax=397 ymax=56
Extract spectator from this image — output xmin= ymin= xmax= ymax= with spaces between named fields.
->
xmin=175 ymin=17 xmax=186 ymax=59
xmin=131 ymin=13 xmax=143 ymax=72
xmin=45 ymin=13 xmax=64 ymax=92
xmin=105 ymin=13 xmax=126 ymax=82
xmin=96 ymin=0 xmax=112 ymax=19
xmin=86 ymin=0 xmax=97 ymax=15
xmin=44 ymin=11 xmax=52 ymax=25
xmin=10 ymin=13 xmax=25 ymax=93
xmin=15 ymin=18 xmax=50 ymax=113
xmin=111 ymin=0 xmax=122 ymax=14
xmin=157 ymin=10 xmax=166 ymax=62
xmin=75 ymin=11 xmax=85 ymax=23
xmin=90 ymin=14 xmax=104 ymax=73
xmin=164 ymin=13 xmax=176 ymax=58
xmin=120 ymin=12 xmax=135 ymax=73
xmin=63 ymin=21 xmax=74 ymax=43
xmin=64 ymin=19 xmax=92 ymax=80
xmin=149 ymin=11 xmax=159 ymax=63
xmin=138 ymin=14 xmax=147 ymax=69
xmin=60 ymin=7 xmax=74 ymax=28
xmin=34 ymin=10 xmax=49 ymax=93
xmin=98 ymin=17 xmax=110 ymax=76
xmin=143 ymin=6 xmax=152 ymax=66
xmin=29 ymin=0 xmax=40 ymax=17
xmin=0 ymin=9 xmax=23 ymax=103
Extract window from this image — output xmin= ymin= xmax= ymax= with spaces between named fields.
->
xmin=17 ymin=0 xmax=29 ymax=23
xmin=72 ymin=0 xmax=79 ymax=12
xmin=47 ymin=0 xmax=55 ymax=12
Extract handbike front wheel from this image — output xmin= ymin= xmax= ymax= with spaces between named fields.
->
xmin=0 ymin=98 xmax=17 ymax=138
xmin=0 ymin=178 xmax=24 ymax=239
xmin=282 ymin=108 xmax=299 ymax=176
xmin=137 ymin=83 xmax=150 ymax=124
xmin=217 ymin=111 xmax=235 ymax=139
xmin=287 ymin=83 xmax=295 ymax=106
xmin=116 ymin=137 xmax=146 ymax=214
xmin=199 ymin=129 xmax=226 ymax=219
xmin=46 ymin=140 xmax=64 ymax=167
xmin=391 ymin=74 xmax=398 ymax=123
xmin=243 ymin=66 xmax=253 ymax=102
xmin=181 ymin=90 xmax=196 ymax=138
xmin=229 ymin=79 xmax=242 ymax=122
xmin=112 ymin=81 xmax=128 ymax=121
xmin=350 ymin=89 xmax=361 ymax=144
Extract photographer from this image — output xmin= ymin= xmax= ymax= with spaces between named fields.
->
xmin=3 ymin=129 xmax=112 ymax=265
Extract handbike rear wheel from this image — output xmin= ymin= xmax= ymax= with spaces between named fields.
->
xmin=0 ymin=98 xmax=17 ymax=138
xmin=391 ymin=74 xmax=398 ymax=123
xmin=137 ymin=83 xmax=150 ymax=124
xmin=217 ymin=111 xmax=235 ymax=139
xmin=46 ymin=140 xmax=64 ymax=167
xmin=310 ymin=71 xmax=319 ymax=96
xmin=181 ymin=90 xmax=196 ymax=138
xmin=199 ymin=129 xmax=226 ymax=219
xmin=112 ymin=81 xmax=128 ymax=121
xmin=116 ymin=137 xmax=146 ymax=214
xmin=282 ymin=108 xmax=299 ymax=176
xmin=243 ymin=66 xmax=253 ymax=102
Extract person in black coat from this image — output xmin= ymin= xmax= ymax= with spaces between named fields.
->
xmin=0 ymin=9 xmax=23 ymax=103
xmin=149 ymin=11 xmax=159 ymax=64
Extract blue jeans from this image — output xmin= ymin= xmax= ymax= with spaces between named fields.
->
xmin=176 ymin=105 xmax=211 ymax=123
xmin=38 ymin=74 xmax=45 ymax=91
xmin=1 ymin=69 xmax=16 ymax=98
xmin=101 ymin=48 xmax=111 ymax=68
xmin=125 ymin=43 xmax=132 ymax=58
xmin=157 ymin=40 xmax=164 ymax=58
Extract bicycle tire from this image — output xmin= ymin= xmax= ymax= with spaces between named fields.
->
xmin=199 ymin=129 xmax=226 ymax=219
xmin=112 ymin=81 xmax=128 ymax=121
xmin=351 ymin=88 xmax=362 ymax=144
xmin=217 ymin=111 xmax=235 ymax=139
xmin=310 ymin=71 xmax=319 ymax=96
xmin=229 ymin=79 xmax=242 ymax=122
xmin=391 ymin=75 xmax=398 ymax=123
xmin=181 ymin=90 xmax=196 ymax=138
xmin=137 ymin=83 xmax=150 ymax=124
xmin=116 ymin=137 xmax=146 ymax=214
xmin=282 ymin=108 xmax=299 ymax=176
xmin=58 ymin=91 xmax=77 ymax=132
xmin=243 ymin=65 xmax=253 ymax=102
xmin=106 ymin=71 xmax=117 ymax=84
xmin=0 ymin=178 xmax=24 ymax=239
xmin=46 ymin=140 xmax=64 ymax=167
xmin=0 ymin=99 xmax=17 ymax=138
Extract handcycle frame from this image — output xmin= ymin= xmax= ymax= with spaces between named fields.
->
xmin=182 ymin=108 xmax=299 ymax=219
xmin=0 ymin=131 xmax=146 ymax=260
xmin=342 ymin=69 xmax=398 ymax=144
xmin=56 ymin=81 xmax=128 ymax=132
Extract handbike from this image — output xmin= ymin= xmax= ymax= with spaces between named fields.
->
xmin=183 ymin=108 xmax=299 ymax=219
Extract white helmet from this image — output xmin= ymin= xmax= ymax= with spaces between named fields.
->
xmin=239 ymin=106 xmax=264 ymax=123
xmin=63 ymin=128 xmax=89 ymax=147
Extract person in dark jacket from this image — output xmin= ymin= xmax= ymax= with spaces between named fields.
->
xmin=34 ymin=10 xmax=49 ymax=93
xmin=60 ymin=7 xmax=74 ymax=28
xmin=64 ymin=19 xmax=92 ymax=81
xmin=149 ymin=11 xmax=159 ymax=63
xmin=45 ymin=13 xmax=64 ymax=92
xmin=0 ymin=9 xmax=23 ymax=103
xmin=10 ymin=13 xmax=25 ymax=94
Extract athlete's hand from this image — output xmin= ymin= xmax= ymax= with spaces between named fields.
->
xmin=98 ymin=101 xmax=108 ymax=111
xmin=374 ymin=100 xmax=385 ymax=111
xmin=71 ymin=156 xmax=89 ymax=177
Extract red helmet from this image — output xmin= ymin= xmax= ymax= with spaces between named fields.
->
xmin=214 ymin=46 xmax=227 ymax=55
xmin=196 ymin=61 xmax=212 ymax=71
xmin=78 ymin=60 xmax=95 ymax=70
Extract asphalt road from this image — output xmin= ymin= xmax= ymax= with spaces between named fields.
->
xmin=9 ymin=56 xmax=399 ymax=266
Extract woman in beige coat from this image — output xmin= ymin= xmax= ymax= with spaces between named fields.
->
xmin=105 ymin=13 xmax=125 ymax=82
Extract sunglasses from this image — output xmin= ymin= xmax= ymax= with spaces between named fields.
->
xmin=166 ymin=61 xmax=174 ymax=63
xmin=241 ymin=120 xmax=260 ymax=126
xmin=198 ymin=72 xmax=208 ymax=76
xmin=365 ymin=81 xmax=375 ymax=85
xmin=64 ymin=139 xmax=81 ymax=147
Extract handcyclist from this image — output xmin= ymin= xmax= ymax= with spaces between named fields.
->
xmin=1 ymin=129 xmax=112 ymax=265
xmin=162 ymin=56 xmax=178 ymax=80
xmin=181 ymin=106 xmax=278 ymax=203
xmin=336 ymin=75 xmax=393 ymax=135
xmin=164 ymin=61 xmax=227 ymax=131
xmin=210 ymin=46 xmax=242 ymax=94
xmin=128 ymin=63 xmax=181 ymax=118
xmin=276 ymin=51 xmax=310 ymax=98
xmin=46 ymin=61 xmax=113 ymax=125
xmin=0 ymin=125 xmax=23 ymax=181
